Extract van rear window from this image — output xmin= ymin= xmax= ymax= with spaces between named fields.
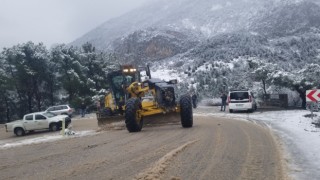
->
xmin=230 ymin=92 xmax=249 ymax=100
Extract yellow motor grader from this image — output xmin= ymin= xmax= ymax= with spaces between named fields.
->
xmin=97 ymin=65 xmax=193 ymax=132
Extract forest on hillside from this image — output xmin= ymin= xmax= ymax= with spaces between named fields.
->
xmin=0 ymin=42 xmax=118 ymax=123
xmin=1 ymin=31 xmax=320 ymax=123
xmin=160 ymin=32 xmax=320 ymax=107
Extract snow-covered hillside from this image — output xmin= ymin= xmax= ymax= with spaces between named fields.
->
xmin=70 ymin=0 xmax=320 ymax=71
xmin=71 ymin=0 xmax=316 ymax=50
xmin=70 ymin=0 xmax=320 ymax=105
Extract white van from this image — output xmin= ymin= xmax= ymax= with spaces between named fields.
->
xmin=228 ymin=90 xmax=257 ymax=113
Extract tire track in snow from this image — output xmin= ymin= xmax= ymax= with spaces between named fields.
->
xmin=135 ymin=140 xmax=198 ymax=180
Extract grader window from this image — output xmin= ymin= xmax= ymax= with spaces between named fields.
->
xmin=112 ymin=76 xmax=124 ymax=90
xmin=125 ymin=76 xmax=133 ymax=84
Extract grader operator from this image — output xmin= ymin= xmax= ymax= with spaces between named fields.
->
xmin=97 ymin=64 xmax=193 ymax=132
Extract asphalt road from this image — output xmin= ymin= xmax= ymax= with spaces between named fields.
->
xmin=0 ymin=107 xmax=287 ymax=180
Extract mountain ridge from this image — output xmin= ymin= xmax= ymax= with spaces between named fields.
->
xmin=71 ymin=0 xmax=293 ymax=50
xmin=70 ymin=0 xmax=320 ymax=68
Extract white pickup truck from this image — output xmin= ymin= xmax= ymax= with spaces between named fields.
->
xmin=5 ymin=112 xmax=71 ymax=136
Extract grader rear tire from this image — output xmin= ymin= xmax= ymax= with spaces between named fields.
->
xmin=125 ymin=98 xmax=143 ymax=132
xmin=180 ymin=94 xmax=193 ymax=128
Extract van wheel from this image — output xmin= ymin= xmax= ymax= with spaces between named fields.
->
xmin=14 ymin=128 xmax=25 ymax=136
xmin=229 ymin=109 xmax=233 ymax=113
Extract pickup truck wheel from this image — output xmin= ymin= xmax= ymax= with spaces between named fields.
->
xmin=14 ymin=128 xmax=25 ymax=136
xmin=50 ymin=123 xmax=59 ymax=131
xmin=66 ymin=121 xmax=71 ymax=128
xmin=65 ymin=117 xmax=71 ymax=128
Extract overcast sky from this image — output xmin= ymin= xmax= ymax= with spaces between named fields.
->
xmin=0 ymin=0 xmax=149 ymax=49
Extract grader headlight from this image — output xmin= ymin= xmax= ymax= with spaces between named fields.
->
xmin=123 ymin=69 xmax=129 ymax=73
xmin=129 ymin=68 xmax=136 ymax=72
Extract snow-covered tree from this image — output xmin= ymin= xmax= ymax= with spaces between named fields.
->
xmin=247 ymin=58 xmax=276 ymax=94
xmin=270 ymin=64 xmax=320 ymax=108
xmin=1 ymin=42 xmax=50 ymax=115
xmin=79 ymin=43 xmax=110 ymax=96
xmin=50 ymin=44 xmax=84 ymax=104
xmin=0 ymin=53 xmax=12 ymax=122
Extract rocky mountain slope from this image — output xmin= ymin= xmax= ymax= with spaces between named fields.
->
xmin=71 ymin=0 xmax=320 ymax=98
xmin=71 ymin=0 xmax=320 ymax=64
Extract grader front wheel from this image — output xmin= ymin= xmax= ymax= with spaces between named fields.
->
xmin=180 ymin=94 xmax=193 ymax=128
xmin=125 ymin=98 xmax=143 ymax=132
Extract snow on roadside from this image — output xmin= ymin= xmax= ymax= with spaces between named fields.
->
xmin=195 ymin=108 xmax=320 ymax=180
xmin=151 ymin=68 xmax=185 ymax=82
xmin=250 ymin=110 xmax=320 ymax=180
xmin=0 ymin=130 xmax=98 ymax=150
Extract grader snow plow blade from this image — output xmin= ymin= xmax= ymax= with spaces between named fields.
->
xmin=96 ymin=112 xmax=124 ymax=127
xmin=142 ymin=112 xmax=181 ymax=126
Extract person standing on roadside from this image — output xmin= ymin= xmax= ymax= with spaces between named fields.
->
xmin=220 ymin=93 xmax=227 ymax=111
xmin=96 ymin=100 xmax=101 ymax=112
xmin=81 ymin=102 xmax=86 ymax=117
xmin=192 ymin=93 xmax=198 ymax=108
